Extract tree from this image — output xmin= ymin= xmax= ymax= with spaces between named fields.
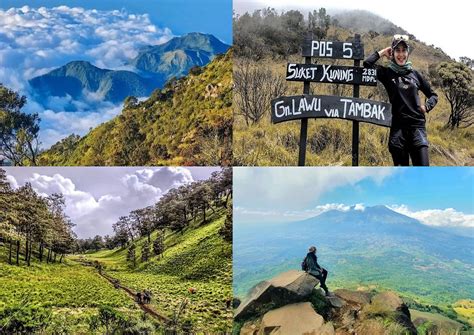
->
xmin=127 ymin=243 xmax=136 ymax=267
xmin=459 ymin=57 xmax=474 ymax=69
xmin=0 ymin=84 xmax=40 ymax=166
xmin=220 ymin=202 xmax=232 ymax=242
xmin=153 ymin=233 xmax=165 ymax=258
xmin=91 ymin=235 xmax=104 ymax=251
xmin=234 ymin=61 xmax=287 ymax=125
xmin=437 ymin=62 xmax=474 ymax=128
xmin=141 ymin=241 xmax=150 ymax=262
xmin=0 ymin=168 xmax=19 ymax=264
xmin=130 ymin=207 xmax=154 ymax=242
xmin=308 ymin=8 xmax=331 ymax=40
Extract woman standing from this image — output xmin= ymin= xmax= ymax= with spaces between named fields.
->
xmin=363 ymin=35 xmax=438 ymax=166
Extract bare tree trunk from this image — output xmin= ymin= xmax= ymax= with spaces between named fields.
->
xmin=25 ymin=239 xmax=29 ymax=261
xmin=27 ymin=241 xmax=32 ymax=266
xmin=59 ymin=254 xmax=64 ymax=263
xmin=16 ymin=240 xmax=20 ymax=265
xmin=39 ymin=242 xmax=43 ymax=262
xmin=8 ymin=239 xmax=12 ymax=265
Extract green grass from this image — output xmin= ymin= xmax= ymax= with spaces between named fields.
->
xmin=0 ymin=259 xmax=139 ymax=333
xmin=0 ymin=208 xmax=232 ymax=333
xmin=76 ymin=208 xmax=233 ymax=333
xmin=412 ymin=309 xmax=464 ymax=334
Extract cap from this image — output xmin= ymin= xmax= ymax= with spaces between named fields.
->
xmin=391 ymin=34 xmax=410 ymax=50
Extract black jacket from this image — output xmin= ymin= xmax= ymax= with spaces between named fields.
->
xmin=305 ymin=252 xmax=322 ymax=272
xmin=363 ymin=52 xmax=438 ymax=129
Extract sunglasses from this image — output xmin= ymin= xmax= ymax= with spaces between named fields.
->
xmin=393 ymin=34 xmax=409 ymax=41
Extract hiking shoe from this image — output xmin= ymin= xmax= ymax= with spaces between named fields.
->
xmin=325 ymin=291 xmax=332 ymax=297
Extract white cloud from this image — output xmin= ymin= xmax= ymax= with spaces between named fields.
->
xmin=28 ymin=173 xmax=101 ymax=217
xmin=0 ymin=6 xmax=174 ymax=149
xmin=354 ymin=203 xmax=365 ymax=211
xmin=6 ymin=175 xmax=18 ymax=189
xmin=38 ymin=104 xmax=123 ymax=148
xmin=234 ymin=167 xmax=395 ymax=209
xmin=235 ymin=203 xmax=357 ymax=223
xmin=389 ymin=205 xmax=474 ymax=228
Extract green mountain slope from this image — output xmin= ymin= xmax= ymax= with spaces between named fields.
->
xmin=39 ymin=49 xmax=232 ymax=166
xmin=80 ymin=208 xmax=232 ymax=333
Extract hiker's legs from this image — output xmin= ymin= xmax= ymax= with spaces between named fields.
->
xmin=312 ymin=270 xmax=329 ymax=294
xmin=409 ymin=146 xmax=429 ymax=166
xmin=390 ymin=147 xmax=410 ymax=166
xmin=319 ymin=269 xmax=328 ymax=292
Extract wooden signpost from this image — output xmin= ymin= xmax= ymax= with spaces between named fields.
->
xmin=271 ymin=35 xmax=392 ymax=166
xmin=271 ymin=95 xmax=391 ymax=126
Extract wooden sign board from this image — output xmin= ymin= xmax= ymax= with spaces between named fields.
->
xmin=286 ymin=63 xmax=377 ymax=86
xmin=271 ymin=95 xmax=392 ymax=127
xmin=302 ymin=40 xmax=364 ymax=59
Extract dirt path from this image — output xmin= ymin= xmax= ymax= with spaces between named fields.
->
xmin=74 ymin=259 xmax=171 ymax=323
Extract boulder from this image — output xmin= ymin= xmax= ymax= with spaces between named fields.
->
xmin=241 ymin=302 xmax=335 ymax=335
xmin=334 ymin=289 xmax=371 ymax=305
xmin=234 ymin=270 xmax=319 ymax=320
xmin=326 ymin=295 xmax=345 ymax=308
xmin=361 ymin=291 xmax=417 ymax=335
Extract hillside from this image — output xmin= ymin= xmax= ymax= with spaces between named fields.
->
xmin=233 ymin=10 xmax=473 ymax=166
xmin=78 ymin=207 xmax=232 ymax=333
xmin=38 ymin=49 xmax=232 ymax=166
xmin=331 ymin=9 xmax=409 ymax=35
xmin=0 ymin=207 xmax=232 ymax=333
xmin=30 ymin=61 xmax=158 ymax=104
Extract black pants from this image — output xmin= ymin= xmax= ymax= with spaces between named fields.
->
xmin=310 ymin=269 xmax=329 ymax=293
xmin=389 ymin=128 xmax=429 ymax=166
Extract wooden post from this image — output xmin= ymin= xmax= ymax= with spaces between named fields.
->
xmin=352 ymin=34 xmax=361 ymax=166
xmin=298 ymin=56 xmax=312 ymax=166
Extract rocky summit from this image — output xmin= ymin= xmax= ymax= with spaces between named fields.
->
xmin=235 ymin=270 xmax=418 ymax=335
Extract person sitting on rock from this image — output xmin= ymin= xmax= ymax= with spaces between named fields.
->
xmin=303 ymin=246 xmax=331 ymax=296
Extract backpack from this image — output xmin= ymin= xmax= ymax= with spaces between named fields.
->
xmin=301 ymin=257 xmax=308 ymax=271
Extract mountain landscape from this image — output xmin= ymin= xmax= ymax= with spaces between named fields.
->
xmin=0 ymin=168 xmax=233 ymax=334
xmin=130 ymin=32 xmax=230 ymax=79
xmin=37 ymin=46 xmax=232 ymax=166
xmin=234 ymin=205 xmax=474 ymax=331
xmin=29 ymin=32 xmax=230 ymax=106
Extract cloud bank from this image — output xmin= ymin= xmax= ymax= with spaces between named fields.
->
xmin=6 ymin=167 xmax=194 ymax=238
xmin=234 ymin=167 xmax=395 ymax=210
xmin=0 ymin=6 xmax=173 ymax=148
xmin=389 ymin=205 xmax=474 ymax=228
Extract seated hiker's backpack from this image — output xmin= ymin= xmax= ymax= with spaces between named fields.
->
xmin=301 ymin=257 xmax=308 ymax=271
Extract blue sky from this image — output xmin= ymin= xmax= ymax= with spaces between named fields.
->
xmin=234 ymin=167 xmax=474 ymax=228
xmin=1 ymin=0 xmax=232 ymax=44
